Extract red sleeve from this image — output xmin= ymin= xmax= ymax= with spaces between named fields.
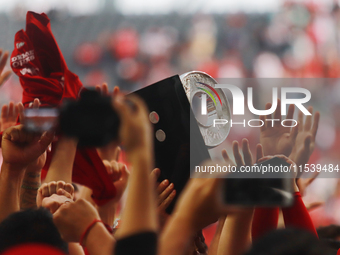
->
xmin=252 ymin=207 xmax=279 ymax=241
xmin=282 ymin=192 xmax=318 ymax=237
xmin=337 ymin=248 xmax=340 ymax=255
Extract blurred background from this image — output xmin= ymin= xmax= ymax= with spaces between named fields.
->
xmin=0 ymin=0 xmax=340 ymax=237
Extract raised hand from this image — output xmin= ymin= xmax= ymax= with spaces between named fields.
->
xmin=289 ymin=106 xmax=320 ymax=170
xmin=0 ymin=124 xmax=53 ymax=222
xmin=297 ymin=171 xmax=320 ymax=196
xmin=222 ymin=138 xmax=264 ymax=167
xmin=157 ymin=178 xmax=176 ymax=215
xmin=97 ymin=146 xmax=129 ymax=226
xmin=113 ymin=93 xmax=152 ymax=156
xmin=103 ymin=147 xmax=129 ymax=202
xmin=53 ymin=199 xmax=101 ymax=243
xmin=1 ymin=125 xmax=54 ymax=169
xmin=0 ymin=49 xmax=11 ymax=87
xmin=260 ymin=99 xmax=298 ymax=156
xmin=95 ymin=82 xmax=109 ymax=96
xmin=150 ymin=168 xmax=176 ymax=229
xmin=0 ymin=102 xmax=20 ymax=132
xmin=19 ymin=98 xmax=49 ymax=210
xmin=36 ymin=181 xmax=74 ymax=208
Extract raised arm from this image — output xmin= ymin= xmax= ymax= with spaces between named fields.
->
xmin=113 ymin=93 xmax=157 ymax=238
xmin=0 ymin=125 xmax=53 ymax=222
xmin=44 ymin=136 xmax=78 ymax=184
xmin=217 ymin=139 xmax=257 ymax=255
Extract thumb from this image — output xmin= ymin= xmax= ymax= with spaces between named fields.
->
xmin=38 ymin=130 xmax=55 ymax=151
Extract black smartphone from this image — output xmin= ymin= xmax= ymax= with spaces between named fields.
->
xmin=223 ymin=157 xmax=294 ymax=207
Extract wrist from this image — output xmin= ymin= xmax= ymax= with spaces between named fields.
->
xmin=97 ymin=204 xmax=117 ymax=226
xmin=1 ymin=162 xmax=27 ymax=177
xmin=25 ymin=164 xmax=43 ymax=173
xmin=170 ymin=212 xmax=197 ymax=235
xmin=81 ymin=219 xmax=114 ymax=250
xmin=129 ymin=151 xmax=153 ymax=169
xmin=80 ymin=219 xmax=102 ymax=246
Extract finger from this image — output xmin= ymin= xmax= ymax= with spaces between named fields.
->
xmin=113 ymin=146 xmax=121 ymax=161
xmin=110 ymin=161 xmax=122 ymax=181
xmin=0 ymin=51 xmax=9 ymax=74
xmin=119 ymin=164 xmax=130 ymax=183
xmin=1 ymin=104 xmax=8 ymax=120
xmin=290 ymin=123 xmax=299 ymax=144
xmin=311 ymin=111 xmax=320 ymax=138
xmin=259 ymin=114 xmax=266 ymax=131
xmin=221 ymin=149 xmax=230 ymax=162
xmin=274 ymin=99 xmax=281 ymax=125
xmin=262 ymin=102 xmax=272 ymax=129
xmin=103 ymin=159 xmax=112 ymax=174
xmin=232 ymin=141 xmax=244 ymax=166
xmin=241 ymin=138 xmax=252 ymax=165
xmin=8 ymin=101 xmax=14 ymax=119
xmin=113 ymin=86 xmax=120 ymax=96
xmin=42 ymin=198 xmax=60 ymax=214
xmin=150 ymin=168 xmax=161 ymax=183
xmin=102 ymin=83 xmax=109 ymax=96
xmin=304 ymin=106 xmax=313 ymax=130
xmin=17 ymin=103 xmax=24 ymax=122
xmin=57 ymin=188 xmax=73 ymax=199
xmin=159 ymin=190 xmax=176 ymax=211
xmin=256 ymin=144 xmax=264 ymax=162
xmin=257 ymin=156 xmax=273 ymax=164
xmin=306 ymin=201 xmax=324 ymax=211
xmin=6 ymin=126 xmax=20 ymax=141
xmin=48 ymin=181 xmax=57 ymax=195
xmin=156 ymin=179 xmax=169 ymax=195
xmin=32 ymin=98 xmax=41 ymax=109
xmin=37 ymin=130 xmax=55 ymax=151
xmin=265 ymin=102 xmax=272 ymax=118
xmin=40 ymin=183 xmax=49 ymax=197
xmin=13 ymin=104 xmax=19 ymax=121
xmin=95 ymin=84 xmax=101 ymax=92
xmin=64 ymin=183 xmax=74 ymax=196
xmin=56 ymin=181 xmax=66 ymax=191
xmin=0 ymin=70 xmax=11 ymax=86
xmin=298 ymin=110 xmax=303 ymax=131
xmin=306 ymin=171 xmax=320 ymax=186
xmin=285 ymin=104 xmax=295 ymax=126
xmin=158 ymin=183 xmax=174 ymax=205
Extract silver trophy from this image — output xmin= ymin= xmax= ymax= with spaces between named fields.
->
xmin=180 ymin=71 xmax=231 ymax=148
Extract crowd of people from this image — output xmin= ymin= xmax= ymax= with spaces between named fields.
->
xmin=0 ymin=2 xmax=339 ymax=255
xmin=0 ymin=46 xmax=338 ymax=255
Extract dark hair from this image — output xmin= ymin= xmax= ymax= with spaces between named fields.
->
xmin=0 ymin=208 xmax=68 ymax=254
xmin=317 ymin=225 xmax=340 ymax=239
xmin=244 ymin=228 xmax=335 ymax=255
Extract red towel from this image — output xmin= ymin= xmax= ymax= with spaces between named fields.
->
xmin=2 ymin=11 xmax=115 ymax=205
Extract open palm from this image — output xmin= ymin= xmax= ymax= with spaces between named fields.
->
xmin=260 ymin=100 xmax=298 ymax=156
xmin=289 ymin=106 xmax=320 ymax=169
